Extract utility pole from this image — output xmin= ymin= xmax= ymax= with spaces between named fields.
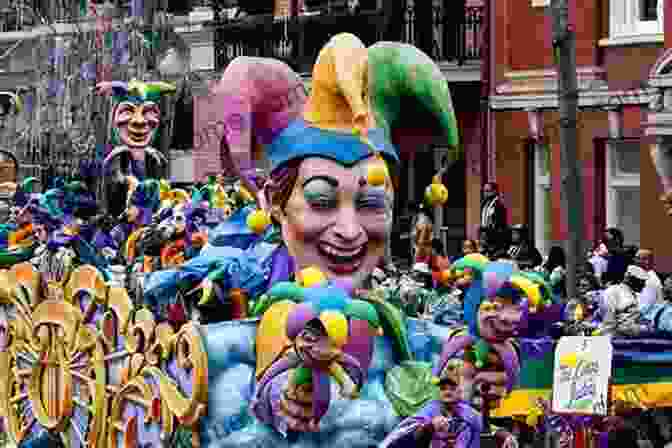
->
xmin=551 ymin=0 xmax=583 ymax=301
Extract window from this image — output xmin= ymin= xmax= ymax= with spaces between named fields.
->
xmin=534 ymin=142 xmax=552 ymax=258
xmin=606 ymin=140 xmax=641 ymax=246
xmin=609 ymin=0 xmax=663 ymax=38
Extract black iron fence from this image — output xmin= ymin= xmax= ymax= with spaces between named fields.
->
xmin=214 ymin=3 xmax=483 ymax=74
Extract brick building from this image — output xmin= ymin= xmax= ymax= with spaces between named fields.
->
xmin=488 ymin=0 xmax=672 ymax=268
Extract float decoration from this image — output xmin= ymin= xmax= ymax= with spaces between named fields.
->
xmin=0 ymin=262 xmax=208 ymax=447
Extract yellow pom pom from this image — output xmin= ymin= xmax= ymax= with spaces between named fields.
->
xmin=431 ymin=376 xmax=440 ymax=385
xmin=319 ymin=310 xmax=349 ymax=348
xmin=296 ymin=266 xmax=327 ymax=288
xmin=367 ymin=160 xmax=388 ymax=186
xmin=440 ymin=269 xmax=452 ymax=285
xmin=425 ymin=182 xmax=449 ymax=207
xmin=247 ymin=210 xmax=271 ymax=234
xmin=526 ymin=413 xmax=540 ymax=427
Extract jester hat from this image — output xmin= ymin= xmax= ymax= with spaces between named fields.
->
xmin=452 ymin=253 xmax=490 ymax=336
xmin=9 ymin=177 xmax=39 ymax=208
xmin=213 ymin=33 xmax=460 ymax=198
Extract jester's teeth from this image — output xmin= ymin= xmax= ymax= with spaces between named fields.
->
xmin=318 ymin=243 xmax=364 ymax=258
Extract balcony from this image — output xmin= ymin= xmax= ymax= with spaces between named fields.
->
xmin=214 ymin=3 xmax=484 ymax=75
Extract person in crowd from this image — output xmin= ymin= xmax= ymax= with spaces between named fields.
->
xmin=595 ymin=264 xmax=649 ymax=337
xmin=543 ymin=245 xmax=567 ymax=299
xmin=430 ymin=238 xmax=451 ymax=277
xmin=480 ymin=181 xmax=507 ymax=236
xmin=589 ymin=241 xmax=609 ymax=286
xmin=414 ymin=203 xmax=434 ymax=264
xmin=506 ymin=224 xmax=543 ymax=270
xmin=409 ymin=202 xmax=419 ymax=260
xmin=635 ymin=248 xmax=664 ymax=306
xmin=663 ymin=275 xmax=672 ymax=302
xmin=602 ymin=227 xmax=630 ymax=286
xmin=452 ymin=238 xmax=480 ymax=263
xmin=479 ymin=226 xmax=509 ymax=260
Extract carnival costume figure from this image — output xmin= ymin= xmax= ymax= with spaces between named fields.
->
xmin=380 ymin=359 xmax=482 ymax=448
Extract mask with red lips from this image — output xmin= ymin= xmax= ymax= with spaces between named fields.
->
xmin=274 ymin=157 xmax=393 ymax=288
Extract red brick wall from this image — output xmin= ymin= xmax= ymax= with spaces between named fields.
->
xmin=507 ymin=3 xmax=554 ymax=71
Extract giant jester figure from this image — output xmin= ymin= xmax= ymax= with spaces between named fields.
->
xmin=194 ymin=33 xmax=476 ymax=448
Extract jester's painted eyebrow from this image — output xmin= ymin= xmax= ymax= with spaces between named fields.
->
xmin=302 ymin=175 xmax=339 ymax=189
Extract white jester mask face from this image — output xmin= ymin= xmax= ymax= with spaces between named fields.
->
xmin=113 ymin=101 xmax=160 ymax=150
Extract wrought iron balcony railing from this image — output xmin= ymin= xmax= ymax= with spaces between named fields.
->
xmin=214 ymin=4 xmax=483 ymax=74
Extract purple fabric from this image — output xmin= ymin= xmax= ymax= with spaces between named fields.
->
xmin=518 ymin=337 xmax=555 ymax=360
xmin=268 ymin=245 xmax=294 ymax=285
xmin=94 ymin=230 xmax=115 ymax=250
xmin=110 ymin=223 xmax=131 ymax=251
xmin=250 ymin=369 xmax=293 ymax=435
xmin=433 ymin=334 xmax=473 ymax=377
xmin=379 ymin=400 xmax=482 ymax=448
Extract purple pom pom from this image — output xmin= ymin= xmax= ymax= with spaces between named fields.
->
xmin=286 ymin=303 xmax=317 ymax=340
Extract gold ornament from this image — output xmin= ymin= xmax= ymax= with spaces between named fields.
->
xmin=0 ymin=262 xmax=208 ymax=447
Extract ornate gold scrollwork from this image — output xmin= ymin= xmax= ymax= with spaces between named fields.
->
xmin=0 ymin=262 xmax=209 ymax=448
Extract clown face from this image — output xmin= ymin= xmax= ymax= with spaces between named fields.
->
xmin=294 ymin=319 xmax=340 ymax=367
xmin=276 ymin=156 xmax=393 ymax=288
xmin=478 ymin=296 xmax=524 ymax=343
xmin=114 ymin=101 xmax=160 ymax=149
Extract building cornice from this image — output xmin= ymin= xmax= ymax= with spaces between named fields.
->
xmin=490 ymin=88 xmax=658 ymax=110
xmin=496 ymin=66 xmax=607 ymax=95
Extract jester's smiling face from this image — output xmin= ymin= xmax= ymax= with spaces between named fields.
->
xmin=114 ymin=100 xmax=161 ymax=149
xmin=294 ymin=319 xmax=340 ymax=367
xmin=478 ymin=296 xmax=524 ymax=343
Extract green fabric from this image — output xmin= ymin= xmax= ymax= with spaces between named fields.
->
xmin=293 ymin=365 xmax=312 ymax=386
xmin=370 ymin=298 xmax=413 ymax=362
xmin=384 ymin=361 xmax=439 ymax=417
xmin=516 ymin=347 xmax=672 ymax=390
xmin=367 ymin=43 xmax=460 ymax=153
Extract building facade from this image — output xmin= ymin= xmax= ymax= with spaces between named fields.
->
xmin=489 ymin=0 xmax=672 ymax=268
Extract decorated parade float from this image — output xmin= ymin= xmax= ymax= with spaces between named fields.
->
xmin=5 ymin=32 xmax=672 ymax=448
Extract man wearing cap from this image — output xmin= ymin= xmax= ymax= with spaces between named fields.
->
xmin=380 ymin=359 xmax=482 ymax=448
xmin=595 ymin=265 xmax=649 ymax=337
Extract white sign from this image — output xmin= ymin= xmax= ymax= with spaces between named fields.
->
xmin=552 ymin=336 xmax=613 ymax=416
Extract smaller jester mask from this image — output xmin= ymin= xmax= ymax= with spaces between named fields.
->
xmin=97 ymin=80 xmax=176 ymax=176
xmin=98 ymin=79 xmax=176 ymax=149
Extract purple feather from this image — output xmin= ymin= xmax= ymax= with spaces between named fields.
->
xmin=312 ymin=369 xmax=331 ymax=422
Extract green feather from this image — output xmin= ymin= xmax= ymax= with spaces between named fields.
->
xmin=368 ymin=299 xmax=413 ymax=362
xmin=472 ymin=338 xmax=491 ymax=369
